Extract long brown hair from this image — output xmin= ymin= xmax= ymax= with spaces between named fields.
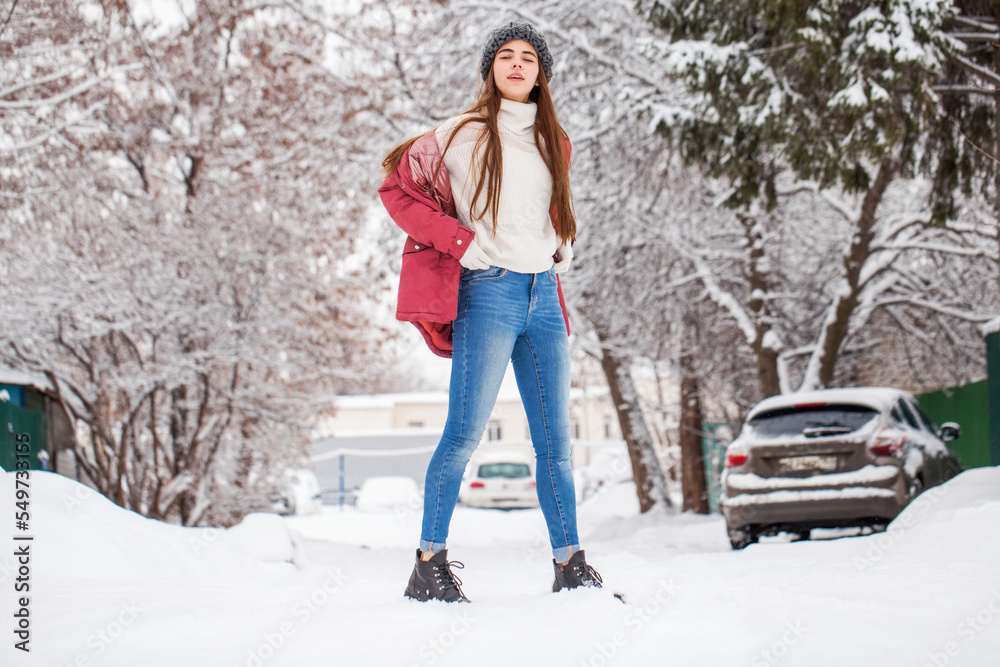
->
xmin=381 ymin=59 xmax=576 ymax=243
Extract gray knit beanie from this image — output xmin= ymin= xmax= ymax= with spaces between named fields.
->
xmin=479 ymin=21 xmax=554 ymax=82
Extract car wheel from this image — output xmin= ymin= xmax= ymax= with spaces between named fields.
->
xmin=728 ymin=526 xmax=759 ymax=550
xmin=908 ymin=475 xmax=924 ymax=500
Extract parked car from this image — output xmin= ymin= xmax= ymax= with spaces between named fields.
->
xmin=720 ymin=387 xmax=962 ymax=549
xmin=459 ymin=449 xmax=539 ymax=509
xmin=574 ymin=443 xmax=633 ymax=502
xmin=271 ymin=468 xmax=323 ymax=516
xmin=355 ymin=476 xmax=420 ymax=512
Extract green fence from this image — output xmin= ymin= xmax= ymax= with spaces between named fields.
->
xmin=916 ymin=380 xmax=990 ymax=470
xmin=0 ymin=399 xmax=48 ymax=472
xmin=702 ymin=423 xmax=730 ymax=513
xmin=989 ymin=329 xmax=1000 ymax=467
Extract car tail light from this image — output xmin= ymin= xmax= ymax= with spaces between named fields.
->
xmin=529 ymin=481 xmax=536 ymax=487
xmin=726 ymin=451 xmax=748 ymax=468
xmin=871 ymin=428 xmax=905 ymax=457
xmin=470 ymin=481 xmax=485 ymax=489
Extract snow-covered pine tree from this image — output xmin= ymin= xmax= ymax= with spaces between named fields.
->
xmin=934 ymin=3 xmax=1000 ymax=289
xmin=639 ymin=0 xmax=993 ymax=390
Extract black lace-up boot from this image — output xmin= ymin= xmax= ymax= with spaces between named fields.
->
xmin=552 ymin=549 xmax=604 ymax=592
xmin=404 ymin=549 xmax=470 ymax=603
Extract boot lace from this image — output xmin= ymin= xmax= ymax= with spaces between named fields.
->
xmin=574 ymin=562 xmax=603 ymax=587
xmin=433 ymin=559 xmax=468 ymax=598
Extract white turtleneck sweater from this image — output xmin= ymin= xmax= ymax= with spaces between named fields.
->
xmin=435 ymin=99 xmax=560 ymax=274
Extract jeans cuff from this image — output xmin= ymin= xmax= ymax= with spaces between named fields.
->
xmin=420 ymin=539 xmax=447 ymax=555
xmin=553 ymin=544 xmax=580 ymax=562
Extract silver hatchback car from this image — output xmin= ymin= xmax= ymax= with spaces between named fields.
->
xmin=721 ymin=387 xmax=962 ymax=549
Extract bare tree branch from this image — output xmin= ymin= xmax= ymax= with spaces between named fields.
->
xmin=0 ymin=0 xmax=18 ymax=42
xmin=949 ymin=115 xmax=1000 ymax=166
xmin=951 ymin=52 xmax=1000 ymax=87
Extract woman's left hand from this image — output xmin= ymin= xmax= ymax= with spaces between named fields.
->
xmin=553 ymin=243 xmax=573 ymax=274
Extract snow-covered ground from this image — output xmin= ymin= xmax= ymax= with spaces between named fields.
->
xmin=2 ymin=467 xmax=999 ymax=667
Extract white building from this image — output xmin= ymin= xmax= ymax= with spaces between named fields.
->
xmin=313 ymin=366 xmax=623 ymax=466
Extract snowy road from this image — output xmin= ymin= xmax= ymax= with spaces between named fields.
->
xmin=2 ymin=469 xmax=999 ymax=667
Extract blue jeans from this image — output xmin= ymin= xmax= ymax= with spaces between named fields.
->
xmin=420 ymin=267 xmax=580 ymax=562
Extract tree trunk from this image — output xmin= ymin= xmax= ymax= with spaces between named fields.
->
xmin=739 ymin=213 xmax=782 ymax=398
xmin=994 ymin=17 xmax=1000 ymax=296
xmin=801 ymin=158 xmax=899 ymax=390
xmin=679 ymin=352 xmax=709 ymax=514
xmin=594 ymin=326 xmax=670 ymax=512
xmin=755 ymin=337 xmax=781 ymax=397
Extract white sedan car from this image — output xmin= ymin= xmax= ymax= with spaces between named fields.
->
xmin=459 ymin=449 xmax=539 ymax=509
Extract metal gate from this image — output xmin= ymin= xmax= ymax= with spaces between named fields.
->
xmin=0 ymin=399 xmax=48 ymax=472
xmin=916 ymin=380 xmax=989 ymax=469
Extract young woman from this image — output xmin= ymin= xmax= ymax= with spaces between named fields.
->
xmin=379 ymin=21 xmax=604 ymax=602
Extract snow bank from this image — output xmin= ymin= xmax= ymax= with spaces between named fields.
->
xmin=219 ymin=512 xmax=299 ymax=574
xmin=1 ymin=471 xmax=298 ymax=584
xmin=872 ymin=466 xmax=1000 ymax=565
xmin=2 ymin=466 xmax=998 ymax=667
xmin=894 ymin=466 xmax=1000 ymax=526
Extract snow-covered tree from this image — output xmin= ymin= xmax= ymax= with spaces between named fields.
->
xmin=933 ymin=3 xmax=1000 ymax=286
xmin=1 ymin=0 xmax=397 ymax=525
xmin=0 ymin=0 xmax=121 ymax=159
xmin=638 ymin=0 xmax=997 ymax=392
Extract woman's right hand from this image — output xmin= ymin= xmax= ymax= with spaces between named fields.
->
xmin=458 ymin=238 xmax=491 ymax=270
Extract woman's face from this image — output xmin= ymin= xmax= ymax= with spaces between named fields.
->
xmin=492 ymin=39 xmax=540 ymax=103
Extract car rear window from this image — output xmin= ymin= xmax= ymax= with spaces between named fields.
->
xmin=747 ymin=404 xmax=879 ymax=438
xmin=478 ymin=463 xmax=531 ymax=479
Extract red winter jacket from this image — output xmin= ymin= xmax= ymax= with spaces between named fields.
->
xmin=378 ymin=130 xmax=571 ymax=357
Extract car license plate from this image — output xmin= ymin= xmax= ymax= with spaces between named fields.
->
xmin=776 ymin=455 xmax=838 ymax=473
